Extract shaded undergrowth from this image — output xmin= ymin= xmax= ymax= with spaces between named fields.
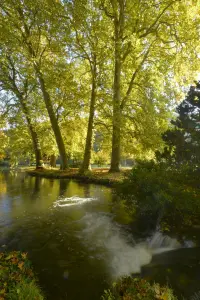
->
xmin=0 ymin=251 xmax=44 ymax=300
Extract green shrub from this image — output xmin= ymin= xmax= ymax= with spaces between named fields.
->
xmin=0 ymin=251 xmax=44 ymax=300
xmin=116 ymin=160 xmax=200 ymax=234
xmin=118 ymin=160 xmax=200 ymax=212
xmin=102 ymin=277 xmax=177 ymax=300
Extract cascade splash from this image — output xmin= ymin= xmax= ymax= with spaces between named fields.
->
xmin=54 ymin=196 xmax=184 ymax=278
xmin=77 ymin=212 xmax=180 ymax=278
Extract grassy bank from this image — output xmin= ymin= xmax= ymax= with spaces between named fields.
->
xmin=102 ymin=277 xmax=177 ymax=300
xmin=26 ymin=168 xmax=129 ymax=186
xmin=0 ymin=251 xmax=44 ymax=300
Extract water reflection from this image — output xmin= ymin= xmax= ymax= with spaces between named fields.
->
xmin=59 ymin=179 xmax=70 ymax=197
xmin=0 ymin=172 xmax=123 ymax=299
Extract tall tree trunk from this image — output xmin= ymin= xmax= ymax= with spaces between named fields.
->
xmin=34 ymin=65 xmax=68 ymax=170
xmin=109 ymin=21 xmax=122 ymax=173
xmin=28 ymin=122 xmax=43 ymax=169
xmin=50 ymin=154 xmax=56 ymax=168
xmin=19 ymin=97 xmax=43 ymax=169
xmin=79 ymin=57 xmax=97 ymax=174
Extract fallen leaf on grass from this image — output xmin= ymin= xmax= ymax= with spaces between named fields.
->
xmin=21 ymin=253 xmax=28 ymax=259
xmin=18 ymin=262 xmax=24 ymax=270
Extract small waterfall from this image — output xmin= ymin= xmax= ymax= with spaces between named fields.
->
xmin=53 ymin=197 xmax=189 ymax=279
xmin=190 ymin=291 xmax=200 ymax=300
xmin=77 ymin=213 xmax=184 ymax=278
xmin=183 ymin=240 xmax=195 ymax=248
xmin=148 ymin=231 xmax=181 ymax=254
xmin=78 ymin=212 xmax=152 ymax=277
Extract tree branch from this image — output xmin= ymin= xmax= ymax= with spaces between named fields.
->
xmin=100 ymin=0 xmax=115 ymax=19
xmin=138 ymin=0 xmax=178 ymax=38
xmin=120 ymin=42 xmax=153 ymax=110
xmin=122 ymin=41 xmax=132 ymax=61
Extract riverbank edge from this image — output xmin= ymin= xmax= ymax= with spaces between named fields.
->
xmin=26 ymin=168 xmax=126 ymax=187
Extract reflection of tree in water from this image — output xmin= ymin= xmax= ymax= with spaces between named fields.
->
xmin=49 ymin=179 xmax=54 ymax=188
xmin=31 ymin=176 xmax=41 ymax=199
xmin=2 ymin=170 xmax=9 ymax=182
xmin=59 ymin=179 xmax=69 ymax=197
xmin=0 ymin=174 xmax=7 ymax=195
xmin=83 ymin=183 xmax=90 ymax=198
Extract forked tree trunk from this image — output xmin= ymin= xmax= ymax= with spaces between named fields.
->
xmin=35 ymin=65 xmax=68 ymax=170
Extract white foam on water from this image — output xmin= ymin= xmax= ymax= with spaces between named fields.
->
xmin=76 ymin=212 xmax=183 ymax=278
xmin=148 ymin=231 xmax=181 ymax=254
xmin=78 ymin=212 xmax=152 ymax=278
xmin=53 ymin=196 xmax=182 ymax=278
xmin=53 ymin=196 xmax=97 ymax=207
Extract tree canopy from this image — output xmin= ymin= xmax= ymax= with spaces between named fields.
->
xmin=0 ymin=0 xmax=200 ymax=170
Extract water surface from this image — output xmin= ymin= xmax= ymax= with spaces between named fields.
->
xmin=0 ymin=171 xmax=199 ymax=299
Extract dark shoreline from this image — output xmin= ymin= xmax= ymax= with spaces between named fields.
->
xmin=26 ymin=169 xmax=124 ymax=187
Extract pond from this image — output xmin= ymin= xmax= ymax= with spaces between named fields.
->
xmin=0 ymin=170 xmax=200 ymax=299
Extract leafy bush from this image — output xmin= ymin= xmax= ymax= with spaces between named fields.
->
xmin=0 ymin=251 xmax=44 ymax=300
xmin=102 ymin=277 xmax=177 ymax=300
xmin=116 ymin=160 xmax=200 ymax=234
xmin=118 ymin=160 xmax=200 ymax=212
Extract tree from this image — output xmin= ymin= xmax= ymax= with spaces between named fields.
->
xmin=101 ymin=0 xmax=200 ymax=172
xmin=157 ymin=82 xmax=200 ymax=167
xmin=66 ymin=0 xmax=109 ymax=173
xmin=0 ymin=53 xmax=44 ymax=168
xmin=0 ymin=0 xmax=69 ymax=169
